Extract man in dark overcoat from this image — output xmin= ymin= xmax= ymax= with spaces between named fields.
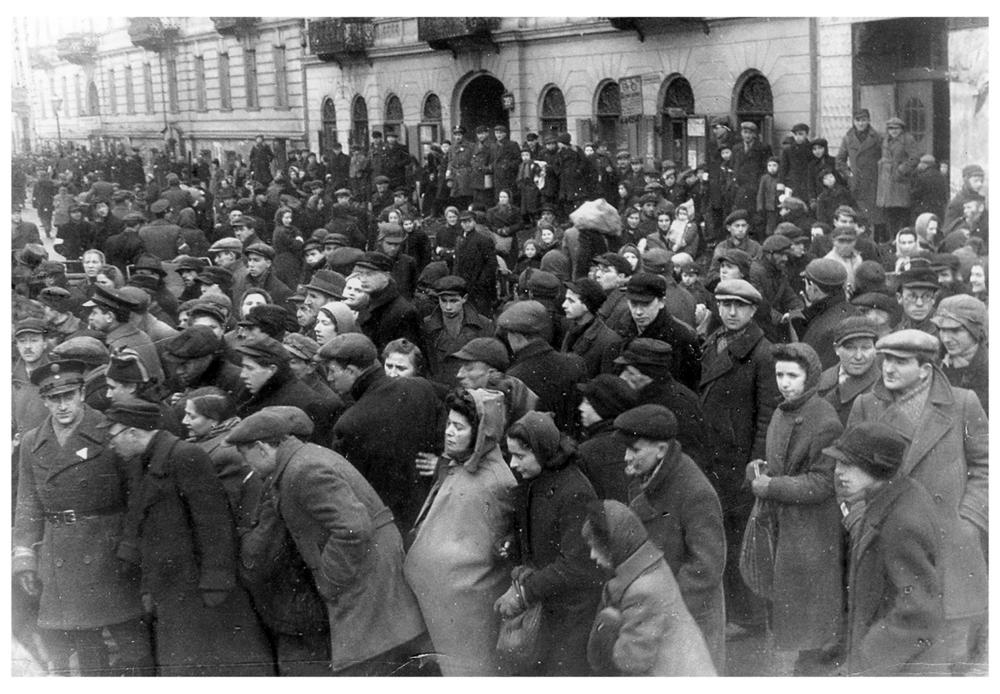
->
xmin=14 ymin=361 xmax=152 ymax=675
xmin=816 ymin=316 xmax=882 ymax=426
xmin=453 ymin=210 xmax=498 ymax=316
xmin=420 ymin=275 xmax=495 ymax=384
xmin=575 ymin=375 xmax=638 ymax=503
xmin=731 ymin=122 xmax=772 ymax=233
xmin=354 ymin=251 xmax=425 ymax=354
xmin=792 ymin=258 xmax=862 ymax=369
xmin=835 ymin=109 xmax=882 ymax=223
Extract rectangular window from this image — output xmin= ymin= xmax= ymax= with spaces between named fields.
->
xmin=143 ymin=62 xmax=155 ymax=114
xmin=125 ymin=65 xmax=135 ymax=114
xmin=219 ymin=52 xmax=231 ymax=110
xmin=166 ymin=56 xmax=179 ymax=113
xmin=107 ymin=68 xmax=117 ymax=115
xmin=273 ymin=45 xmax=288 ymax=108
xmin=244 ymin=48 xmax=258 ymax=109
xmin=194 ymin=55 xmax=206 ymax=111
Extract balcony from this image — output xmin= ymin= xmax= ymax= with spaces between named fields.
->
xmin=128 ymin=17 xmax=180 ymax=52
xmin=608 ymin=17 xmax=709 ymax=41
xmin=417 ymin=18 xmax=500 ymax=54
xmin=211 ymin=17 xmax=259 ymax=37
xmin=29 ymin=47 xmax=55 ymax=70
xmin=308 ymin=18 xmax=375 ymax=66
xmin=56 ymin=33 xmax=98 ymax=65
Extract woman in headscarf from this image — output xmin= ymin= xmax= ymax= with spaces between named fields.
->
xmin=313 ymin=300 xmax=359 ymax=345
xmin=748 ymin=342 xmax=844 ymax=675
xmin=495 ymin=412 xmax=606 ymax=675
xmin=404 ymin=388 xmax=517 ymax=676
xmin=913 ymin=212 xmax=942 ymax=252
xmin=271 ymin=206 xmax=304 ymax=287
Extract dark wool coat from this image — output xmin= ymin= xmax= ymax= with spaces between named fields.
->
xmin=447 ymin=140 xmax=475 ymax=197
xmin=847 ymin=373 xmax=988 ymax=621
xmin=757 ymin=391 xmax=844 ymax=650
xmin=120 ymin=431 xmax=273 ymax=676
xmin=561 ymin=315 xmax=623 ymax=379
xmin=941 ymin=344 xmax=989 ymax=416
xmin=471 ymin=140 xmax=495 ymax=191
xmin=138 ymin=219 xmax=183 ymax=261
xmin=846 ymin=477 xmax=945 ymax=675
xmin=620 ymin=307 xmax=703 ymax=392
xmin=513 ymin=464 xmax=607 ymax=676
xmin=627 ymin=441 xmax=726 ymax=669
xmin=453 ymin=227 xmax=498 ymax=314
xmin=698 ymin=322 xmax=781 ymax=505
xmin=749 ymin=257 xmax=804 ymax=344
xmin=359 ymin=280 xmax=425 ymax=355
xmin=506 ymin=339 xmax=587 ymax=433
xmin=236 ymin=367 xmax=337 ymax=446
xmin=816 ymin=362 xmax=881 ymax=427
xmin=188 ymin=419 xmax=261 ymax=532
xmin=421 ymin=303 xmax=495 ymax=384
xmin=14 ymin=406 xmax=144 ymax=630
xmin=576 ymin=420 xmax=630 ymax=503
xmin=731 ymin=140 xmax=773 ymax=211
xmin=634 ymin=378 xmax=710 ymax=473
xmin=267 ymin=438 xmax=426 ymax=671
xmin=796 ymin=293 xmax=863 ymax=370
xmin=781 ymin=140 xmax=814 ymax=201
xmin=835 ymin=127 xmax=882 ymax=215
xmin=331 ymin=367 xmax=444 ymax=533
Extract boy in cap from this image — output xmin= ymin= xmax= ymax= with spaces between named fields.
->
xmin=793 ymin=258 xmax=862 ymax=369
xmin=815 ymin=316 xmax=882 ymax=426
xmin=823 ymin=224 xmax=864 ymax=293
xmin=561 ymin=278 xmax=622 ymax=378
xmin=827 ymin=422 xmax=945 ymax=675
xmin=105 ymin=348 xmax=184 ymax=435
xmin=612 ymin=403 xmax=726 ymax=669
xmin=930 ymin=294 xmax=988 ymax=413
xmin=708 ymin=209 xmax=763 ymax=283
xmin=780 ymin=123 xmax=812 ymax=202
xmin=232 ymin=242 xmax=291 ymax=307
xmin=847 ymin=330 xmax=987 ymax=671
xmin=15 ymin=362 xmax=154 ymax=676
xmin=421 ymin=275 xmax=494 ymax=383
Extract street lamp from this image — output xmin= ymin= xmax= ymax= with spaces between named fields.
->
xmin=51 ymin=95 xmax=63 ymax=151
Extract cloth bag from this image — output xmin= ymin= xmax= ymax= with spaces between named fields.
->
xmin=496 ymin=577 xmax=543 ymax=672
xmin=739 ymin=498 xmax=776 ymax=599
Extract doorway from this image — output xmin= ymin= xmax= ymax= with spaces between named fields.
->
xmin=458 ymin=74 xmax=507 ymax=134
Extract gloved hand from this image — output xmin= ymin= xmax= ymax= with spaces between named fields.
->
xmin=493 ymin=583 xmax=524 ymax=618
xmin=16 ymin=570 xmax=41 ymax=598
xmin=202 ymin=589 xmax=230 ymax=608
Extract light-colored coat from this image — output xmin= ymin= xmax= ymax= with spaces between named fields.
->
xmin=875 ymin=131 xmax=922 ymax=208
xmin=835 ymin=127 xmax=882 ymax=215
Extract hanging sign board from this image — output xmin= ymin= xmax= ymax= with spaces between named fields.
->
xmin=620 ymin=75 xmax=643 ymax=124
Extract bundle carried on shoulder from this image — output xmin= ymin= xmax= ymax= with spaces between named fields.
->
xmin=570 ymin=198 xmax=622 ymax=236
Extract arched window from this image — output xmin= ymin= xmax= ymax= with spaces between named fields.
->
xmin=419 ymin=93 xmax=443 ymax=158
xmin=384 ymin=94 xmax=403 ymax=138
xmin=595 ymin=81 xmax=621 ymax=152
xmin=87 ymin=80 xmax=100 ymax=116
xmin=321 ymin=97 xmax=338 ymax=155
xmin=422 ymin=93 xmax=442 ymax=123
xmin=540 ymin=85 xmax=567 ymax=135
xmin=734 ymin=71 xmax=773 ymax=142
xmin=351 ymin=95 xmax=368 ymax=148
xmin=660 ymin=75 xmax=695 ymax=164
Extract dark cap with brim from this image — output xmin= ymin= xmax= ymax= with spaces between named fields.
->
xmin=99 ymin=397 xmax=162 ymax=431
xmin=225 ymin=407 xmax=305 ymax=445
xmin=450 ymin=337 xmax=509 ymax=370
xmin=613 ymin=404 xmax=678 ymax=442
xmin=30 ymin=360 xmax=86 ymax=396
xmin=822 ymin=422 xmax=907 ymax=480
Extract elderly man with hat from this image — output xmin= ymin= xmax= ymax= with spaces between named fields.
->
xmin=931 ymin=294 xmax=988 ymax=414
xmin=815 ymin=316 xmax=883 ymax=426
xmin=234 ymin=336 xmax=336 ymax=446
xmin=497 ymin=300 xmax=587 ymax=433
xmin=353 ymin=251 xmax=425 ymax=354
xmin=792 ymin=257 xmax=863 ymax=369
xmin=452 ymin=209 xmax=498 ymax=316
xmin=561 ymin=277 xmax=622 ymax=378
xmin=828 ymin=422 xmax=946 ymax=675
xmin=421 ymin=275 xmax=494 ymax=383
xmin=83 ymin=284 xmax=166 ymax=384
xmin=231 ymin=242 xmax=292 ymax=308
xmin=620 ymin=272 xmax=702 ymax=391
xmin=376 ymin=222 xmax=418 ymax=299
xmin=698 ymin=278 xmax=781 ymax=637
xmin=297 ymin=268 xmax=347 ymax=336
xmin=943 ymin=164 xmax=986 ymax=230
xmin=847 ymin=330 xmax=987 ymax=671
xmin=99 ymin=397 xmax=273 ymax=675
xmin=895 ymin=265 xmax=940 ymax=335
xmin=612 ymin=403 xmax=726 ymax=670
xmin=876 ymin=116 xmax=922 ymax=236
xmin=835 ymin=108 xmax=882 ymax=225
xmin=14 ymin=361 xmax=154 ymax=676
xmin=320 ymin=333 xmax=444 ymax=533
xmin=13 ymin=318 xmax=53 ymax=440
xmin=228 ymin=406 xmax=427 ymax=675
xmin=207 ymin=237 xmax=249 ymax=291
xmin=708 ymin=209 xmax=763 ymax=284
xmin=163 ymin=325 xmax=245 ymax=404
xmin=38 ymin=286 xmax=87 ymax=347
xmin=749 ymin=234 xmax=804 ymax=343
xmin=137 ymin=198 xmax=183 ymax=261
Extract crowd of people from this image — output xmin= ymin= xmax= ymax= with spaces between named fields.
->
xmin=10 ymin=111 xmax=988 ymax=677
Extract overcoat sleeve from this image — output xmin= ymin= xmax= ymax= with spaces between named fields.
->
xmin=763 ymin=412 xmax=842 ymax=505
xmin=611 ymin=578 xmax=668 ymax=674
xmin=958 ymin=389 xmax=989 ymax=532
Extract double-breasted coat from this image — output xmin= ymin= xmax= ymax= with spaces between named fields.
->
xmin=447 ymin=140 xmax=475 ymax=198
xmin=835 ymin=127 xmax=882 ymax=217
xmin=14 ymin=406 xmax=144 ymax=630
xmin=875 ymin=131 xmax=922 ymax=209
xmin=816 ymin=362 xmax=881 ymax=427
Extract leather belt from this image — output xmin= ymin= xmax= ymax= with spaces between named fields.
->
xmin=43 ymin=507 xmax=124 ymax=525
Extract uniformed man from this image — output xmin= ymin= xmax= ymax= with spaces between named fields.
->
xmin=38 ymin=287 xmax=87 ymax=348
xmin=82 ymin=284 xmax=165 ymax=383
xmin=13 ymin=360 xmax=152 ymax=675
xmin=13 ymin=318 xmax=52 ymax=443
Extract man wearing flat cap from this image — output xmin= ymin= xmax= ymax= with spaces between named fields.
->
xmin=100 ymin=397 xmax=272 ymax=674
xmin=173 ymin=255 xmax=207 ymax=303
xmin=931 ymin=294 xmax=988 ymax=414
xmin=453 ymin=209 xmax=498 ymax=316
xmin=815 ymin=316 xmax=882 ymax=426
xmin=14 ymin=362 xmax=153 ymax=675
xmin=708 ymin=209 xmax=763 ymax=284
xmin=232 ymin=242 xmax=292 ymax=308
xmin=353 ymin=251 xmax=425 ymax=354
xmin=13 ymin=319 xmax=53 ymax=440
xmin=449 ymin=337 xmax=539 ymax=425
xmin=38 ymin=286 xmax=87 ymax=347
xmin=376 ymin=223 xmax=418 ymax=299
xmin=445 ymin=126 xmax=474 ymax=210
xmin=749 ymin=234 xmax=804 ymax=343
xmin=731 ymin=121 xmax=772 ymax=233
xmin=792 ymin=257 xmax=863 ymax=369
xmin=229 ymin=407 xmax=427 ymax=675
xmin=163 ymin=325 xmax=246 ymax=405
xmin=876 ymin=116 xmax=922 ymax=236
xmin=829 ymin=422 xmax=946 ymax=675
xmin=698 ymin=278 xmax=781 ymax=636
xmin=83 ymin=284 xmax=166 ymax=383
xmin=613 ymin=403 xmax=726 ymax=669
xmin=847 ymin=330 xmax=987 ymax=671
xmin=780 ymin=123 xmax=813 ymax=203
xmin=943 ymin=164 xmax=986 ymax=230
xmin=895 ymin=265 xmax=940 ymax=335
xmin=137 ymin=198 xmax=183 ymax=262
xmin=835 ymin=109 xmax=882 ymax=224
xmin=421 ymin=275 xmax=494 ymax=383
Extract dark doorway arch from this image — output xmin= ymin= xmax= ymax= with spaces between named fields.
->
xmin=384 ymin=94 xmax=404 ymax=138
xmin=595 ymin=80 xmax=621 ymax=152
xmin=350 ymin=95 xmax=368 ymax=148
xmin=540 ymin=85 xmax=567 ymax=135
xmin=733 ymin=70 xmax=773 ymax=144
xmin=660 ymin=75 xmax=695 ymax=164
xmin=458 ymin=74 xmax=507 ymax=134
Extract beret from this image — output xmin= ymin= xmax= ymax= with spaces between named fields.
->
xmin=316 ymin=333 xmax=378 ymax=367
xmin=99 ymin=396 xmax=162 ymax=430
xmin=30 ymin=360 xmax=86 ymax=395
xmin=641 ymin=248 xmax=672 ymax=274
xmin=564 ymin=278 xmax=606 ymax=315
xmin=15 ymin=317 xmax=48 ymax=336
xmin=717 ymin=249 xmax=752 ymax=273
xmin=577 ymin=374 xmax=639 ymax=421
xmin=354 ymin=251 xmax=394 ymax=273
xmin=208 ymin=237 xmax=243 ymax=254
xmin=791 ymin=123 xmax=810 ymax=133
xmin=282 ymin=333 xmax=321 ymax=361
xmin=613 ymin=404 xmax=679 ymax=442
xmin=497 ymin=300 xmax=549 ymax=335
xmin=822 ymin=422 xmax=907 ymax=481
xmin=962 ymin=164 xmax=985 ymax=179
xmin=613 ymin=338 xmax=672 ymax=370
xmin=433 ymin=275 xmax=468 ymax=296
xmin=226 ymin=407 xmax=302 ymax=445
xmin=164 ymin=325 xmax=221 ymax=359
xmin=526 ymin=270 xmax=562 ymax=297
xmin=187 ymin=301 xmax=228 ymax=325
xmin=373 ymin=175 xmax=390 ymax=185
xmin=833 ymin=316 xmax=880 ymax=345
xmin=150 ymin=199 xmax=170 ymax=214
xmin=774 ymin=222 xmax=806 ymax=240
xmin=50 ymin=336 xmax=109 ymax=366
xmin=854 ymin=261 xmax=886 ymax=294
xmin=714 ymin=278 xmax=763 ymax=305
xmin=235 ymin=335 xmax=290 ymax=364
xmin=196 ymin=265 xmax=234 ymax=288
xmin=173 ymin=255 xmax=207 ymax=272
xmin=38 ymin=286 xmax=74 ymax=313
xmin=450 ymin=337 xmax=510 ymax=370
xmin=761 ymin=235 xmax=792 ymax=253
xmin=885 ymin=117 xmax=905 ymax=128
xmin=740 ymin=121 xmax=758 ymax=132
xmin=812 ymin=138 xmax=829 ymax=149
xmin=724 ymin=209 xmax=750 ymax=225
xmin=896 ymin=266 xmax=939 ymax=290
xmin=328 ymin=247 xmax=365 ymax=274
xmin=303 ymin=269 xmax=347 ymax=299
xmin=875 ymin=329 xmax=940 ymax=358
xmin=625 ymin=272 xmax=667 ymax=302
xmin=803 ymin=258 xmax=848 ymax=286
xmin=930 ymin=294 xmax=988 ymax=339
xmin=245 ymin=242 xmax=275 ymax=261
xmin=377 ymin=222 xmax=406 ymax=242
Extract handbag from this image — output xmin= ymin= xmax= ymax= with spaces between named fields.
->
xmin=739 ymin=497 xmax=776 ymax=599
xmin=496 ymin=578 xmax=543 ymax=672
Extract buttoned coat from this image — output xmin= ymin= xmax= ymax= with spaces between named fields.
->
xmin=627 ymin=440 xmax=726 ymax=669
xmin=14 ymin=405 xmax=143 ymax=630
xmin=847 ymin=373 xmax=988 ymax=621
xmin=836 ymin=127 xmax=882 ymax=215
xmin=876 ymin=131 xmax=922 ymax=208
xmin=756 ymin=391 xmax=844 ymax=650
xmin=447 ymin=140 xmax=475 ymax=198
xmin=269 ymin=437 xmax=426 ymax=672
xmin=507 ymin=339 xmax=587 ymax=433
xmin=816 ymin=362 xmax=881 ymax=427
xmin=421 ymin=303 xmax=495 ymax=384
xmin=561 ymin=315 xmax=623 ymax=378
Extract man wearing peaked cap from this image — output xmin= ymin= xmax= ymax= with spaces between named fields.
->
xmin=353 ymin=248 xmax=425 ymax=355
xmin=611 ymin=401 xmax=727 ymax=666
xmin=895 ymin=266 xmax=940 ymax=335
xmin=794 ymin=257 xmax=862 ymax=369
xmin=104 ymin=347 xmax=185 ymax=435
xmin=207 ymin=236 xmax=249 ymax=295
xmin=49 ymin=336 xmax=111 ymax=410
xmin=847 ymin=325 xmax=987 ymax=670
xmin=38 ymin=286 xmax=87 ymax=346
xmin=82 ymin=284 xmax=166 ymax=384
xmin=815 ymin=315 xmax=882 ymax=426
xmin=163 ymin=325 xmax=245 ymax=401
xmin=931 ymin=295 xmax=988 ymax=414
xmin=422 ymin=274 xmax=494 ymax=383
xmin=234 ymin=240 xmax=292 ymax=308
xmin=14 ymin=365 xmax=156 ymax=676
xmin=561 ymin=277 xmax=621 ymax=378
xmin=173 ymin=255 xmax=208 ymax=303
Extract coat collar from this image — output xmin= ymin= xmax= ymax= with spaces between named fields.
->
xmin=851 ymin=477 xmax=913 ymax=565
xmin=699 ymin=322 xmax=766 ymax=387
xmin=869 ymin=370 xmax=955 ymax=477
xmin=29 ymin=404 xmax=107 ymax=455
xmin=638 ymin=439 xmax=682 ymax=501
xmin=513 ymin=339 xmax=555 ymax=363
xmin=350 ymin=364 xmax=387 ymax=401
xmin=605 ymin=540 xmax=665 ymax=604
xmin=367 ymin=281 xmax=401 ymax=312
